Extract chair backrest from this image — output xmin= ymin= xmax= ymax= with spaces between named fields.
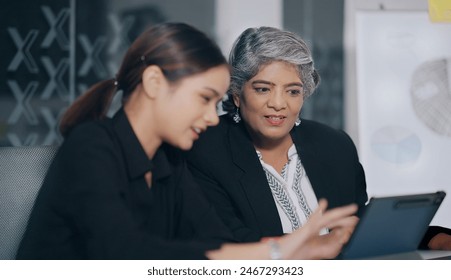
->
xmin=0 ymin=145 xmax=58 ymax=260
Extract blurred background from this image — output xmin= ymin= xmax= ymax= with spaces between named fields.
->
xmin=0 ymin=0 xmax=346 ymax=147
xmin=1 ymin=0 xmax=450 ymax=227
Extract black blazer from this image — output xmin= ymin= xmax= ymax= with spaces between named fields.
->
xmin=186 ymin=116 xmax=368 ymax=242
xmin=17 ymin=109 xmax=232 ymax=260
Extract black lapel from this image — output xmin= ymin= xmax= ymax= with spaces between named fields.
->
xmin=290 ymin=125 xmax=338 ymax=204
xmin=228 ymin=123 xmax=283 ymax=237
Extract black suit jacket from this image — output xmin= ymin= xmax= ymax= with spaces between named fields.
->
xmin=17 ymin=109 xmax=232 ymax=260
xmin=186 ymin=116 xmax=368 ymax=242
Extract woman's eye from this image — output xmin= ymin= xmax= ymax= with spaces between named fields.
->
xmin=288 ymin=89 xmax=302 ymax=96
xmin=201 ymin=96 xmax=212 ymax=103
xmin=254 ymin=87 xmax=269 ymax=93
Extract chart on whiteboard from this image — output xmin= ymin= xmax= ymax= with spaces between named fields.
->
xmin=411 ymin=58 xmax=451 ymax=137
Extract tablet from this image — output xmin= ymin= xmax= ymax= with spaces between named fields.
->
xmin=339 ymin=191 xmax=446 ymax=259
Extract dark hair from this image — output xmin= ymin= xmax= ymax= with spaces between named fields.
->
xmin=60 ymin=22 xmax=227 ymax=137
xmin=222 ymin=26 xmax=320 ymax=118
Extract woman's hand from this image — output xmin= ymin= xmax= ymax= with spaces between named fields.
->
xmin=280 ymin=199 xmax=358 ymax=259
xmin=428 ymin=233 xmax=451 ymax=250
xmin=206 ymin=199 xmax=358 ymax=260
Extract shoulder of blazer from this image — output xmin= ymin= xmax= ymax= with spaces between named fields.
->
xmin=187 ymin=115 xmax=260 ymax=175
xmin=189 ymin=115 xmax=231 ymax=155
xmin=291 ymin=119 xmax=356 ymax=150
xmin=186 ymin=115 xmax=236 ymax=172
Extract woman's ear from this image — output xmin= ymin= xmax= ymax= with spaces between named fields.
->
xmin=232 ymin=93 xmax=240 ymax=108
xmin=141 ymin=65 xmax=167 ymax=99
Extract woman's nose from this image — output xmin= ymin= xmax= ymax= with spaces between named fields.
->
xmin=204 ymin=104 xmax=219 ymax=126
xmin=267 ymin=90 xmax=287 ymax=110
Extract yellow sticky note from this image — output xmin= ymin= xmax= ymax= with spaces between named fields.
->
xmin=429 ymin=0 xmax=451 ymax=22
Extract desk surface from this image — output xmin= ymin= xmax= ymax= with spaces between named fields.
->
xmin=356 ymin=250 xmax=451 ymax=260
xmin=418 ymin=250 xmax=451 ymax=260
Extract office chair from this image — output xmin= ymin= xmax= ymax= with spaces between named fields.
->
xmin=0 ymin=145 xmax=58 ymax=259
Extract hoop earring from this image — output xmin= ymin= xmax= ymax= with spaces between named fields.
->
xmin=233 ymin=107 xmax=241 ymax=123
xmin=295 ymin=118 xmax=301 ymax=126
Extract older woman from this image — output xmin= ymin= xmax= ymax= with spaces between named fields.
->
xmin=186 ymin=26 xmax=451 ymax=250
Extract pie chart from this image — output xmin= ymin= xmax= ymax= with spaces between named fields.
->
xmin=411 ymin=58 xmax=451 ymax=137
xmin=371 ymin=126 xmax=421 ymax=164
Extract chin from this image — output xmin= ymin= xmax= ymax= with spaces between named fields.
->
xmin=263 ymin=132 xmax=290 ymax=142
xmin=176 ymin=141 xmax=193 ymax=151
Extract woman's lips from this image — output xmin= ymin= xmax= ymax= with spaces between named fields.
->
xmin=191 ymin=127 xmax=201 ymax=140
xmin=264 ymin=115 xmax=286 ymax=126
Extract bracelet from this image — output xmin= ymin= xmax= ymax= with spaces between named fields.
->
xmin=267 ymin=239 xmax=282 ymax=260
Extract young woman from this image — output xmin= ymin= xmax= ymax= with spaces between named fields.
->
xmin=16 ymin=23 xmax=357 ymax=260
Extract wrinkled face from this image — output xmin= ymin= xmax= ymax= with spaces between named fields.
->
xmin=234 ymin=61 xmax=304 ymax=145
xmin=156 ymin=65 xmax=230 ymax=150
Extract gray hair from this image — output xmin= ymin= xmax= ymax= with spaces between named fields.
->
xmin=222 ymin=26 xmax=320 ymax=116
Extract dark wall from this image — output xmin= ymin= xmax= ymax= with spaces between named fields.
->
xmin=0 ymin=0 xmax=215 ymax=146
xmin=0 ymin=0 xmax=343 ymax=146
xmin=284 ymin=0 xmax=345 ymax=130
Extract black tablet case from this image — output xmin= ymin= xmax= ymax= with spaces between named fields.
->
xmin=339 ymin=191 xmax=446 ymax=259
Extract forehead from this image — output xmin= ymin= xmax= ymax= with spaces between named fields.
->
xmin=252 ymin=61 xmax=302 ymax=81
xmin=172 ymin=65 xmax=230 ymax=94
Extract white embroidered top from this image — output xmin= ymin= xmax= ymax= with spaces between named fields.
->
xmin=256 ymin=144 xmax=326 ymax=234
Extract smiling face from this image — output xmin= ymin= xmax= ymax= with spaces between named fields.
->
xmin=234 ymin=61 xmax=304 ymax=147
xmin=155 ymin=65 xmax=230 ymax=150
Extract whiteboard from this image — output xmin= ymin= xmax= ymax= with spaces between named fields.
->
xmin=355 ymin=10 xmax=451 ymax=228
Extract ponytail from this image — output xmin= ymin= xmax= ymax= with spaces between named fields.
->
xmin=60 ymin=22 xmax=227 ymax=138
xmin=59 ymin=79 xmax=117 ymax=138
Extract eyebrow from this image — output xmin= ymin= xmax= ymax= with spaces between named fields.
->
xmin=204 ymin=87 xmax=221 ymax=97
xmin=251 ymin=80 xmax=303 ymax=87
